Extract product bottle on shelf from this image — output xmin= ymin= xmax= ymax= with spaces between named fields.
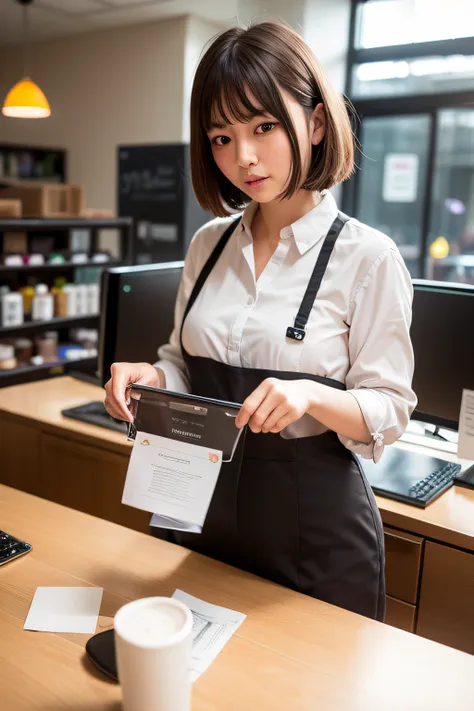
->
xmin=75 ymin=284 xmax=89 ymax=316
xmin=0 ymin=344 xmax=17 ymax=370
xmin=62 ymin=284 xmax=77 ymax=317
xmin=13 ymin=338 xmax=33 ymax=365
xmin=2 ymin=291 xmax=24 ymax=327
xmin=31 ymin=284 xmax=54 ymax=322
xmin=35 ymin=331 xmax=58 ymax=362
xmin=86 ymin=283 xmax=100 ymax=314
xmin=51 ymin=277 xmax=68 ymax=318
xmin=20 ymin=285 xmax=35 ymax=319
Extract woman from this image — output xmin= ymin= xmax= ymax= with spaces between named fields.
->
xmin=105 ymin=21 xmax=416 ymax=621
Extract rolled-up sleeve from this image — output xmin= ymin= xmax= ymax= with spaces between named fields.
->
xmin=338 ymin=248 xmax=417 ymax=461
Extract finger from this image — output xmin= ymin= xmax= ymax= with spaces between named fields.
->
xmin=260 ymin=402 xmax=290 ymax=433
xmin=103 ymin=396 xmax=126 ymax=421
xmin=235 ymin=379 xmax=275 ymax=428
xmin=270 ymin=411 xmax=297 ymax=434
xmin=248 ymin=392 xmax=285 ymax=433
xmin=109 ymin=365 xmax=134 ymax=422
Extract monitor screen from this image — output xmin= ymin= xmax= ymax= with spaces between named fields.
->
xmin=411 ymin=280 xmax=474 ymax=429
xmin=99 ymin=262 xmax=183 ymax=386
xmin=99 ymin=271 xmax=473 ymax=431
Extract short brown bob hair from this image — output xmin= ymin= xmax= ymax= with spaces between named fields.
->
xmin=190 ymin=21 xmax=355 ymax=218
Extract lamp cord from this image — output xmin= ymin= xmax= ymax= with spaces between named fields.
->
xmin=23 ymin=2 xmax=29 ymax=78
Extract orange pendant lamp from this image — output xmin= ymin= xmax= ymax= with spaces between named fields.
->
xmin=2 ymin=0 xmax=51 ymax=119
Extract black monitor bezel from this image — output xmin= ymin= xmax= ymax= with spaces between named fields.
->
xmin=98 ymin=261 xmax=184 ymax=387
xmin=411 ymin=279 xmax=474 ymax=430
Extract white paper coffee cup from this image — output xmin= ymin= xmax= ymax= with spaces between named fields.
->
xmin=114 ymin=597 xmax=193 ymax=711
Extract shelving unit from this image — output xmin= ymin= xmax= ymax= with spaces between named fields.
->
xmin=0 ymin=314 xmax=100 ymax=339
xmin=0 ymin=216 xmax=133 ymax=387
xmin=0 ymin=356 xmax=97 ymax=388
xmin=0 ymin=259 xmax=123 ymax=275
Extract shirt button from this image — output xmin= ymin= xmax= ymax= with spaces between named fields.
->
xmin=247 ymin=296 xmax=253 ymax=306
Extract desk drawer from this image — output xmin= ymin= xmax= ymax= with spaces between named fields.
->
xmin=384 ymin=526 xmax=423 ymax=604
xmin=417 ymin=542 xmax=474 ymax=655
xmin=385 ymin=595 xmax=416 ymax=633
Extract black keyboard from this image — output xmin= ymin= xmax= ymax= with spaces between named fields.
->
xmin=360 ymin=448 xmax=462 ymax=508
xmin=61 ymin=401 xmax=128 ymax=434
xmin=0 ymin=530 xmax=32 ymax=566
xmin=408 ymin=461 xmax=461 ymax=500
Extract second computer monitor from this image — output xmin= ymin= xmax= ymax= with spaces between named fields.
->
xmin=99 ymin=261 xmax=184 ymax=386
xmin=411 ymin=279 xmax=474 ymax=430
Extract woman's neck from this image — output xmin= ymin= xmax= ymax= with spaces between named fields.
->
xmin=253 ymin=189 xmax=319 ymax=241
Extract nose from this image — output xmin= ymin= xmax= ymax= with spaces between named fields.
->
xmin=235 ymin=139 xmax=257 ymax=170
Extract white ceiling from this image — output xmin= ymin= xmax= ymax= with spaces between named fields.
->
xmin=0 ymin=0 xmax=237 ymax=46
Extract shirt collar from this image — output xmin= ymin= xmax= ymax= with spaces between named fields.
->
xmin=239 ymin=190 xmax=339 ymax=256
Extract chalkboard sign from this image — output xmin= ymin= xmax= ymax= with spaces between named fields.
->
xmin=118 ymin=143 xmax=210 ymax=264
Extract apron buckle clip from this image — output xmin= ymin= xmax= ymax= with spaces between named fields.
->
xmin=286 ymin=326 xmax=306 ymax=341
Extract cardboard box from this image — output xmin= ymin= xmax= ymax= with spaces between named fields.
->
xmin=0 ymin=199 xmax=22 ymax=218
xmin=0 ymin=182 xmax=85 ymax=218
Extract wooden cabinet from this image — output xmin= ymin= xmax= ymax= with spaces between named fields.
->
xmin=39 ymin=433 xmax=149 ymax=533
xmin=417 ymin=541 xmax=474 ymax=655
xmin=383 ymin=526 xmax=423 ymax=634
xmin=384 ymin=527 xmax=424 ymax=604
xmin=385 ymin=595 xmax=416 ymax=633
xmin=0 ymin=416 xmax=40 ymax=495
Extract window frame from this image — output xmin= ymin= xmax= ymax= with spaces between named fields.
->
xmin=343 ymin=0 xmax=474 ymax=279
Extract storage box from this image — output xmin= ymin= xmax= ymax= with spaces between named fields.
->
xmin=3 ymin=232 xmax=27 ymax=254
xmin=0 ymin=199 xmax=22 ymax=218
xmin=0 ymin=182 xmax=85 ymax=218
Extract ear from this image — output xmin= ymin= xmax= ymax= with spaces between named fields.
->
xmin=310 ymin=103 xmax=326 ymax=146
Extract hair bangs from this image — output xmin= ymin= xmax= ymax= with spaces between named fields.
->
xmin=190 ymin=21 xmax=355 ymax=217
xmin=203 ymin=51 xmax=290 ymax=132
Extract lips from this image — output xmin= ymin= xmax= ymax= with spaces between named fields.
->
xmin=245 ymin=175 xmax=267 ymax=183
xmin=245 ymin=176 xmax=268 ymax=187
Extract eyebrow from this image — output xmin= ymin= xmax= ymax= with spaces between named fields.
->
xmin=208 ymin=111 xmax=273 ymax=131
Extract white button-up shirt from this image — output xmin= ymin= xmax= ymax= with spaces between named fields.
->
xmin=156 ymin=191 xmax=417 ymax=461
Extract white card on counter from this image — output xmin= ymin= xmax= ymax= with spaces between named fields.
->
xmin=458 ymin=389 xmax=474 ymax=460
xmin=24 ymin=586 xmax=103 ymax=633
xmin=122 ymin=431 xmax=223 ymax=532
xmin=172 ymin=589 xmax=246 ymax=682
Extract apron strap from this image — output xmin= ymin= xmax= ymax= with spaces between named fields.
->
xmin=180 ymin=217 xmax=242 ymax=349
xmin=287 ymin=211 xmax=350 ymax=341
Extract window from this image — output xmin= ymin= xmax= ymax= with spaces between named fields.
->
xmin=357 ymin=0 xmax=474 ymax=49
xmin=426 ymin=109 xmax=474 ymax=284
xmin=352 ymin=55 xmax=474 ymax=99
xmin=343 ymin=0 xmax=474 ymax=283
xmin=356 ymin=115 xmax=431 ymax=277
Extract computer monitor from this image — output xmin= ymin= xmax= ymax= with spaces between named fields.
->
xmin=99 ymin=270 xmax=473 ymax=431
xmin=411 ymin=279 xmax=474 ymax=430
xmin=99 ymin=261 xmax=184 ymax=386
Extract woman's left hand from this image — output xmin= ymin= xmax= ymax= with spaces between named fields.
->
xmin=235 ymin=378 xmax=316 ymax=434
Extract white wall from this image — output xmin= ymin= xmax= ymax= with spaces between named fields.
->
xmin=237 ymin=0 xmax=306 ymax=31
xmin=303 ymin=0 xmax=352 ymax=93
xmin=182 ymin=16 xmax=225 ymax=143
xmin=0 ymin=3 xmax=351 ymax=218
xmin=0 ymin=17 xmax=187 ymax=213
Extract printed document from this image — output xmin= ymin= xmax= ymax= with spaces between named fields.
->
xmin=172 ymin=589 xmax=246 ymax=682
xmin=122 ymin=431 xmax=223 ymax=532
xmin=458 ymin=389 xmax=474 ymax=460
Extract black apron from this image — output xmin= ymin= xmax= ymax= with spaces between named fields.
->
xmin=167 ymin=213 xmax=386 ymax=621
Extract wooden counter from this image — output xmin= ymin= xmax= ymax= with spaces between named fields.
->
xmin=2 ymin=483 xmax=474 ymax=711
xmin=1 ymin=376 xmax=474 ymax=656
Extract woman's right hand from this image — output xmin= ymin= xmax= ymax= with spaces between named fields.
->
xmin=104 ymin=362 xmax=164 ymax=423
